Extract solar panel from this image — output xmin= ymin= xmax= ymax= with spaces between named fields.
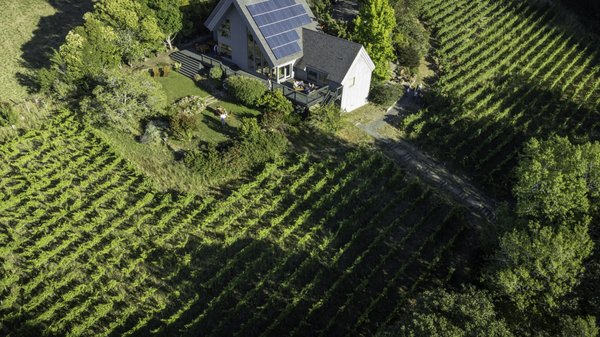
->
xmin=246 ymin=0 xmax=312 ymax=59
xmin=272 ymin=42 xmax=302 ymax=59
xmin=266 ymin=30 xmax=300 ymax=49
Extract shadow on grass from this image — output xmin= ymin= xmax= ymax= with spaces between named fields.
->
xmin=17 ymin=0 xmax=93 ymax=92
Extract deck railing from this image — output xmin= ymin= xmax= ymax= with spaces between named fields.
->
xmin=182 ymin=49 xmax=343 ymax=107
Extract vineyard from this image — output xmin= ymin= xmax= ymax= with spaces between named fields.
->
xmin=406 ymin=0 xmax=600 ymax=197
xmin=0 ymin=112 xmax=478 ymax=336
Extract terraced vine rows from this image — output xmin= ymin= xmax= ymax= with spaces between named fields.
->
xmin=408 ymin=0 xmax=600 ymax=196
xmin=0 ymin=112 xmax=476 ymax=336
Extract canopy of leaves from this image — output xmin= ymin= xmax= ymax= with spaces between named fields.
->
xmin=487 ymin=221 xmax=593 ymax=315
xmin=225 ymin=75 xmax=267 ymax=107
xmin=377 ymin=287 xmax=513 ymax=337
xmin=91 ymin=0 xmax=166 ymax=63
xmin=257 ymin=90 xmax=293 ymax=115
xmin=514 ymin=136 xmax=591 ymax=222
xmin=352 ymin=0 xmax=396 ymax=81
xmin=308 ymin=103 xmax=341 ymax=133
xmin=80 ymin=69 xmax=167 ymax=130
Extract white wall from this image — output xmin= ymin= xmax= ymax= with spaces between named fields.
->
xmin=340 ymin=54 xmax=372 ymax=112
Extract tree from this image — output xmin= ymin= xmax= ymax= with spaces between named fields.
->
xmin=559 ymin=315 xmax=599 ymax=337
xmin=145 ymin=0 xmax=183 ymax=50
xmin=487 ymin=221 xmax=593 ymax=315
xmin=257 ymin=90 xmax=293 ymax=115
xmin=377 ymin=287 xmax=513 ymax=337
xmin=91 ymin=0 xmax=165 ymax=63
xmin=514 ymin=136 xmax=590 ymax=222
xmin=352 ymin=0 xmax=396 ymax=81
xmin=80 ymin=69 xmax=167 ymax=130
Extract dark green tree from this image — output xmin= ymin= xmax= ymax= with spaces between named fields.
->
xmin=145 ymin=0 xmax=183 ymax=50
xmin=377 ymin=287 xmax=513 ymax=337
xmin=487 ymin=220 xmax=593 ymax=315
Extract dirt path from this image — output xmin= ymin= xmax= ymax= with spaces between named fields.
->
xmin=356 ymin=92 xmax=498 ymax=224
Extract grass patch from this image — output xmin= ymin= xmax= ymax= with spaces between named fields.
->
xmin=0 ymin=0 xmax=55 ymax=99
xmin=155 ymin=71 xmax=210 ymax=102
xmin=0 ymin=0 xmax=91 ymax=100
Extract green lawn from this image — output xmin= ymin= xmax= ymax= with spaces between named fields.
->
xmin=155 ymin=71 xmax=210 ymax=102
xmin=0 ymin=0 xmax=91 ymax=100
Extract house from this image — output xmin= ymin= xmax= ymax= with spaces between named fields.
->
xmin=204 ymin=0 xmax=375 ymax=112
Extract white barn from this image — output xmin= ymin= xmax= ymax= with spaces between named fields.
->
xmin=204 ymin=0 xmax=374 ymax=112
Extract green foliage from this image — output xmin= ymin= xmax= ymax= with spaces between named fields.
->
xmin=378 ymin=287 xmax=513 ymax=337
xmin=225 ymin=75 xmax=267 ymax=107
xmin=91 ymin=0 xmax=166 ymax=63
xmin=209 ymin=66 xmax=223 ymax=80
xmin=144 ymin=0 xmax=183 ymax=49
xmin=0 ymin=102 xmax=18 ymax=127
xmin=352 ymin=0 xmax=396 ymax=81
xmin=396 ymin=45 xmax=421 ymax=70
xmin=168 ymin=96 xmax=205 ymax=140
xmin=80 ymin=69 xmax=167 ymax=130
xmin=559 ymin=315 xmax=599 ymax=337
xmin=514 ymin=136 xmax=596 ymax=222
xmin=487 ymin=221 xmax=593 ymax=315
xmin=394 ymin=11 xmax=430 ymax=60
xmin=170 ymin=112 xmax=201 ymax=140
xmin=257 ymin=90 xmax=294 ymax=115
xmin=309 ymin=104 xmax=342 ymax=133
xmin=369 ymin=82 xmax=402 ymax=106
xmin=184 ymin=117 xmax=288 ymax=180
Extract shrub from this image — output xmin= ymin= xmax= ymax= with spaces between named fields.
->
xmin=80 ymin=69 xmax=167 ymax=130
xmin=170 ymin=96 xmax=206 ymax=116
xmin=140 ymin=120 xmax=167 ymax=144
xmin=170 ymin=111 xmax=201 ymax=140
xmin=152 ymin=67 xmax=160 ymax=78
xmin=257 ymin=90 xmax=293 ymax=115
xmin=369 ymin=82 xmax=402 ymax=106
xmin=225 ymin=75 xmax=267 ymax=107
xmin=209 ymin=66 xmax=223 ymax=80
xmin=397 ymin=45 xmax=420 ymax=70
xmin=308 ymin=104 xmax=341 ymax=133
xmin=162 ymin=65 xmax=171 ymax=77
xmin=0 ymin=102 xmax=18 ymax=127
xmin=183 ymin=142 xmax=222 ymax=177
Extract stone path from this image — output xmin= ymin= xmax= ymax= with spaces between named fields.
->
xmin=356 ymin=92 xmax=498 ymax=224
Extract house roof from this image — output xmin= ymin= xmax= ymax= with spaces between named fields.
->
xmin=205 ymin=0 xmax=318 ymax=67
xmin=296 ymin=28 xmax=372 ymax=84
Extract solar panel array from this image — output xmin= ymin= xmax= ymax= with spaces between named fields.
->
xmin=246 ymin=0 xmax=312 ymax=59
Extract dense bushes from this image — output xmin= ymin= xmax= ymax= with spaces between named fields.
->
xmin=257 ymin=90 xmax=293 ymax=115
xmin=369 ymin=82 xmax=402 ymax=106
xmin=225 ymin=75 xmax=267 ymax=107
xmin=184 ymin=117 xmax=288 ymax=182
xmin=308 ymin=104 xmax=341 ymax=133
xmin=80 ymin=69 xmax=167 ymax=130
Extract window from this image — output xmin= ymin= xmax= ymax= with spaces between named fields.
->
xmin=220 ymin=19 xmax=231 ymax=37
xmin=219 ymin=43 xmax=232 ymax=59
xmin=307 ymin=67 xmax=326 ymax=84
xmin=349 ymin=77 xmax=356 ymax=87
xmin=278 ymin=64 xmax=291 ymax=81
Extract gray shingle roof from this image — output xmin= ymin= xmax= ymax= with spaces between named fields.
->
xmin=296 ymin=28 xmax=364 ymax=84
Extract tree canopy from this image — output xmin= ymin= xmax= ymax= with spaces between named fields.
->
xmin=487 ymin=220 xmax=593 ymax=315
xmin=377 ymin=288 xmax=513 ymax=337
xmin=352 ymin=0 xmax=396 ymax=81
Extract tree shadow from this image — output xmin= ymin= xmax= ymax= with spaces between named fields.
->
xmin=17 ymin=0 xmax=93 ymax=91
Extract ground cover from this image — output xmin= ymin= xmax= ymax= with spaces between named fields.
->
xmin=0 ymin=0 xmax=91 ymax=100
xmin=0 ymin=112 xmax=480 ymax=336
xmin=402 ymin=0 xmax=600 ymax=198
